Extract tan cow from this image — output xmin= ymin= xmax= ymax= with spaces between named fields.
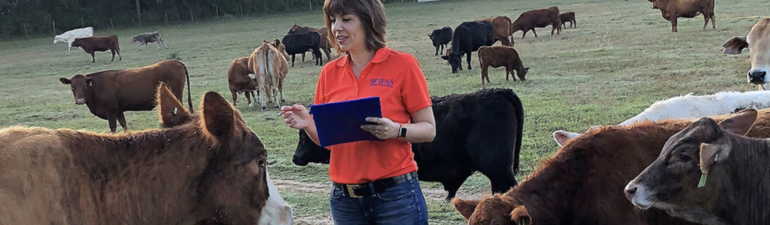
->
xmin=477 ymin=16 xmax=513 ymax=46
xmin=723 ymin=18 xmax=770 ymax=90
xmin=249 ymin=40 xmax=289 ymax=110
xmin=649 ymin=0 xmax=715 ymax=32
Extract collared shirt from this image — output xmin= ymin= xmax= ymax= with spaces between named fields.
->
xmin=314 ymin=47 xmax=432 ymax=184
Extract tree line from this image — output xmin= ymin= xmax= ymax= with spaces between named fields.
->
xmin=0 ymin=0 xmax=415 ymax=38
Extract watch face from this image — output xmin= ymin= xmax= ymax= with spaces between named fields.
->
xmin=400 ymin=127 xmax=407 ymax=137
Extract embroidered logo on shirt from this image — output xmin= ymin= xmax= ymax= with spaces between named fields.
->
xmin=370 ymin=78 xmax=394 ymax=88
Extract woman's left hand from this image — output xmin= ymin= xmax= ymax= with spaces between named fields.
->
xmin=361 ymin=117 xmax=400 ymax=140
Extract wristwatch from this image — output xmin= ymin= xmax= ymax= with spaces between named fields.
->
xmin=399 ymin=126 xmax=407 ymax=138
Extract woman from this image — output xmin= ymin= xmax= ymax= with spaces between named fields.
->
xmin=281 ymin=0 xmax=435 ymax=224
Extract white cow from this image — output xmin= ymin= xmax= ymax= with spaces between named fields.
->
xmin=53 ymin=27 xmax=94 ymax=51
xmin=258 ymin=170 xmax=294 ymax=225
xmin=553 ymin=90 xmax=770 ymax=146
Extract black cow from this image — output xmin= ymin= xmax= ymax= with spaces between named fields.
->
xmin=292 ymin=88 xmax=524 ymax=200
xmin=429 ymin=26 xmax=453 ymax=56
xmin=281 ymin=32 xmax=323 ymax=67
xmin=441 ymin=21 xmax=494 ymax=73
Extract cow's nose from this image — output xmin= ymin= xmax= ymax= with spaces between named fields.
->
xmin=292 ymin=157 xmax=308 ymax=166
xmin=748 ymin=70 xmax=767 ymax=84
xmin=624 ymin=185 xmax=638 ymax=200
xmin=75 ymin=99 xmax=86 ymax=105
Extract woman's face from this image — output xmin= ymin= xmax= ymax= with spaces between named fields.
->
xmin=330 ymin=13 xmax=366 ymax=53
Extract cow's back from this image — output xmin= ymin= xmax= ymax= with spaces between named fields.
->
xmin=514 ymin=8 xmax=559 ymax=30
xmin=479 ymin=46 xmax=520 ymax=68
xmin=94 ymin=60 xmax=187 ymax=111
xmin=228 ymin=57 xmax=255 ymax=92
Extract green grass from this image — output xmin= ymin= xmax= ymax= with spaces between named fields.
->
xmin=0 ymin=0 xmax=765 ymax=223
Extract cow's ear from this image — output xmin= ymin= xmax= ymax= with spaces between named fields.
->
xmin=451 ymin=198 xmax=480 ymax=220
xmin=59 ymin=78 xmax=71 ymax=84
xmin=200 ymin=91 xmax=237 ymax=139
xmin=86 ymin=78 xmax=94 ymax=87
xmin=553 ymin=130 xmax=581 ymax=147
xmin=524 ymin=67 xmax=530 ymax=72
xmin=441 ymin=55 xmax=449 ymax=60
xmin=722 ymin=36 xmax=749 ymax=55
xmin=510 ymin=205 xmax=531 ymax=225
xmin=699 ymin=143 xmax=731 ymax=174
xmin=157 ymin=82 xmax=191 ymax=128
xmin=718 ymin=108 xmax=757 ymax=135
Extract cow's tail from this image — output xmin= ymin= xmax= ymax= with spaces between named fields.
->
xmin=181 ymin=61 xmax=194 ymax=114
xmin=502 ymin=89 xmax=524 ymax=175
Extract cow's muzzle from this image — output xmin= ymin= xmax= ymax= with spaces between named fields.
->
xmin=75 ymin=98 xmax=86 ymax=105
xmin=624 ymin=182 xmax=653 ymax=210
xmin=748 ymin=70 xmax=768 ymax=85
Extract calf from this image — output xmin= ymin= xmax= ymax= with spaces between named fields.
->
xmin=281 ymin=32 xmax=323 ymax=67
xmin=287 ymin=24 xmax=332 ymax=61
xmin=59 ymin=59 xmax=193 ymax=132
xmin=478 ymin=16 xmax=513 ymax=46
xmin=71 ymin=35 xmax=122 ymax=63
xmin=441 ymin=21 xmax=494 ymax=73
xmin=626 ymin=109 xmax=769 ymax=225
xmin=53 ymin=26 xmax=93 ymax=51
xmin=511 ymin=6 xmax=562 ymax=38
xmin=228 ymin=57 xmax=258 ymax=108
xmin=722 ymin=18 xmax=770 ymax=90
xmin=293 ymin=88 xmax=525 ymax=200
xmin=0 ymin=90 xmax=292 ymax=225
xmin=560 ymin=12 xmax=577 ymax=29
xmin=477 ymin=46 xmax=529 ymax=87
xmin=429 ymin=26 xmax=453 ymax=56
xmin=650 ymin=0 xmax=715 ymax=32
xmin=131 ymin=30 xmax=168 ymax=49
xmin=249 ymin=40 xmax=289 ymax=109
xmin=452 ymin=109 xmax=770 ymax=225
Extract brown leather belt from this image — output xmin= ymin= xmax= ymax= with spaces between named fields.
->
xmin=332 ymin=171 xmax=417 ymax=198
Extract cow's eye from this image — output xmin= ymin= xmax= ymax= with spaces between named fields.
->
xmin=257 ymin=159 xmax=265 ymax=167
xmin=678 ymin=154 xmax=692 ymax=162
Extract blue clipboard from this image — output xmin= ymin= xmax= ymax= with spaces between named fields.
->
xmin=310 ymin=96 xmax=383 ymax=148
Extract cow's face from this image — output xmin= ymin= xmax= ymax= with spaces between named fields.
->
xmin=454 ymin=195 xmax=545 ymax=225
xmin=131 ymin=35 xmax=140 ymax=43
xmin=723 ymin=19 xmax=770 ymax=86
xmin=53 ymin=35 xmax=65 ymax=44
xmin=59 ymin=75 xmax=93 ymax=105
xmin=292 ymin=129 xmax=330 ymax=166
xmin=651 ymin=0 xmax=659 ymax=9
xmin=288 ymin=23 xmax=300 ymax=34
xmin=442 ymin=53 xmax=462 ymax=73
xmin=625 ymin=109 xmax=757 ymax=215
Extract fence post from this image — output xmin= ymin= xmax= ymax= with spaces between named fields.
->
xmin=23 ymin=23 xmax=27 ymax=37
xmin=111 ymin=18 xmax=114 ymax=29
xmin=191 ymin=9 xmax=194 ymax=22
xmin=81 ymin=17 xmax=85 ymax=27
xmin=215 ymin=5 xmax=219 ymax=18
xmin=52 ymin=20 xmax=56 ymax=36
xmin=165 ymin=10 xmax=169 ymax=24
xmin=309 ymin=0 xmax=312 ymax=11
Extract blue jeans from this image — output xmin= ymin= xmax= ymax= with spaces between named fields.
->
xmin=330 ymin=176 xmax=428 ymax=225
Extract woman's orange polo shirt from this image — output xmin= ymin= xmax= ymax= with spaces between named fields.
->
xmin=313 ymin=47 xmax=432 ymax=184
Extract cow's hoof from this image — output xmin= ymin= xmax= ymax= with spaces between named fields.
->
xmin=248 ymin=103 xmax=254 ymax=108
xmin=281 ymin=99 xmax=286 ymax=103
xmin=262 ymin=106 xmax=267 ymax=110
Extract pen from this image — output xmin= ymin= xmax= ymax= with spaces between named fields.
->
xmin=276 ymin=103 xmax=301 ymax=116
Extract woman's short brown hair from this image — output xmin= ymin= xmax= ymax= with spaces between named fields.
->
xmin=323 ymin=0 xmax=387 ymax=54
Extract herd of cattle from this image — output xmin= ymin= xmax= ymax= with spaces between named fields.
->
xmin=3 ymin=0 xmax=769 ymax=223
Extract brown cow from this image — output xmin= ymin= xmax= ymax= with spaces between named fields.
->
xmin=71 ymin=35 xmax=122 ymax=63
xmin=649 ymin=0 xmax=715 ymax=32
xmin=722 ymin=18 xmax=770 ymax=90
xmin=287 ymin=23 xmax=332 ymax=62
xmin=478 ymin=16 xmax=514 ymax=46
xmin=452 ymin=108 xmax=770 ymax=225
xmin=560 ymin=12 xmax=577 ymax=29
xmin=59 ymin=59 xmax=193 ymax=132
xmin=0 ymin=90 xmax=289 ymax=225
xmin=511 ymin=6 xmax=562 ymax=39
xmin=477 ymin=46 xmax=529 ymax=87
xmin=625 ymin=109 xmax=768 ymax=225
xmin=227 ymin=57 xmax=258 ymax=108
xmin=248 ymin=40 xmax=289 ymax=109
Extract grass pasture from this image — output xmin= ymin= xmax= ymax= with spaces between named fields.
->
xmin=0 ymin=0 xmax=765 ymax=223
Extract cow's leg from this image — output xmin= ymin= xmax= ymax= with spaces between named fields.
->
xmin=117 ymin=112 xmax=128 ymax=132
xmin=279 ymin=80 xmax=285 ymax=103
xmin=703 ymin=13 xmax=709 ymax=30
xmin=532 ymin=28 xmax=538 ymax=37
xmin=672 ymin=17 xmax=678 ymax=32
xmin=710 ymin=12 xmax=716 ymax=29
xmin=248 ymin=91 xmax=256 ymax=108
xmin=466 ymin=52 xmax=472 ymax=70
xmin=67 ymin=42 xmax=72 ymax=51
xmin=108 ymin=114 xmax=118 ymax=133
xmin=522 ymin=30 xmax=527 ymax=38
xmin=481 ymin=65 xmax=488 ymax=87
xmin=91 ymin=52 xmax=96 ymax=63
xmin=441 ymin=177 xmax=470 ymax=201
xmin=231 ymin=90 xmax=238 ymax=107
xmin=146 ymin=42 xmax=150 ymax=50
xmin=574 ymin=20 xmax=577 ymax=28
xmin=506 ymin=67 xmax=512 ymax=81
xmin=301 ymin=52 xmax=306 ymax=62
xmin=258 ymin=80 xmax=267 ymax=110
xmin=435 ymin=45 xmax=439 ymax=56
xmin=117 ymin=48 xmax=121 ymax=61
xmin=111 ymin=49 xmax=116 ymax=62
xmin=291 ymin=54 xmax=296 ymax=67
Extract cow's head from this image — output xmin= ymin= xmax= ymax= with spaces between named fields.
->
xmin=651 ymin=0 xmax=659 ymax=9
xmin=157 ymin=88 xmax=294 ymax=225
xmin=517 ymin=67 xmax=530 ymax=81
xmin=723 ymin=18 xmax=770 ymax=87
xmin=131 ymin=35 xmax=141 ymax=43
xmin=441 ymin=52 xmax=462 ymax=73
xmin=292 ymin=129 xmax=331 ymax=166
xmin=624 ymin=109 xmax=757 ymax=218
xmin=53 ymin=35 xmax=65 ymax=44
xmin=288 ymin=23 xmax=300 ymax=34
xmin=59 ymin=74 xmax=93 ymax=105
xmin=270 ymin=39 xmax=290 ymax=61
xmin=453 ymin=195 xmax=548 ymax=225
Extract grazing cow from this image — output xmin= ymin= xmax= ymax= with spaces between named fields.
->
xmin=292 ymin=88 xmax=525 ymax=200
xmin=452 ymin=109 xmax=770 ymax=225
xmin=625 ymin=109 xmax=769 ymax=225
xmin=53 ymin=26 xmax=93 ymax=51
xmin=287 ymin=24 xmax=332 ymax=62
xmin=281 ymin=32 xmax=323 ymax=67
xmin=477 ymin=16 xmax=513 ymax=46
xmin=441 ymin=21 xmax=494 ymax=73
xmin=429 ymin=26 xmax=453 ymax=56
xmin=649 ymin=0 xmax=715 ymax=32
xmin=722 ymin=18 xmax=770 ymax=90
xmin=228 ymin=57 xmax=258 ymax=108
xmin=131 ymin=30 xmax=168 ymax=49
xmin=553 ymin=90 xmax=770 ymax=146
xmin=0 ymin=90 xmax=293 ymax=225
xmin=560 ymin=12 xmax=577 ymax=28
xmin=477 ymin=46 xmax=529 ymax=87
xmin=71 ymin=35 xmax=122 ymax=63
xmin=249 ymin=40 xmax=289 ymax=109
xmin=59 ymin=59 xmax=193 ymax=132
xmin=511 ymin=6 xmax=562 ymax=38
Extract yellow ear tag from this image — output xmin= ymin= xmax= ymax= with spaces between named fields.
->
xmin=698 ymin=153 xmax=718 ymax=188
xmin=89 ymin=82 xmax=92 ymax=87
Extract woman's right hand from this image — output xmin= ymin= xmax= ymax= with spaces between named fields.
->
xmin=282 ymin=103 xmax=311 ymax=129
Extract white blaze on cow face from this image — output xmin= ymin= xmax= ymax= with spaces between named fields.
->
xmin=624 ymin=182 xmax=655 ymax=210
xmin=257 ymin=170 xmax=293 ymax=225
